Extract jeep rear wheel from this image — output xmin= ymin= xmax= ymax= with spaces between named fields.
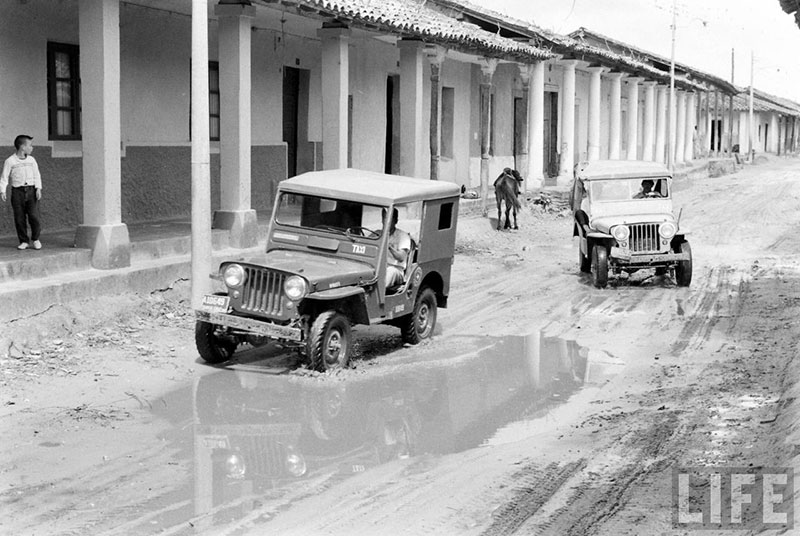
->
xmin=591 ymin=245 xmax=609 ymax=288
xmin=195 ymin=321 xmax=238 ymax=364
xmin=308 ymin=311 xmax=351 ymax=372
xmin=675 ymin=241 xmax=693 ymax=287
xmin=401 ymin=287 xmax=437 ymax=344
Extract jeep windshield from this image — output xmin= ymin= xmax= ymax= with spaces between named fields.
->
xmin=275 ymin=193 xmax=385 ymax=240
xmin=589 ymin=178 xmax=670 ymax=202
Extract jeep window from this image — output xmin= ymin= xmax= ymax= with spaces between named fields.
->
xmin=275 ymin=193 xmax=384 ymax=239
xmin=591 ymin=178 xmax=669 ymax=201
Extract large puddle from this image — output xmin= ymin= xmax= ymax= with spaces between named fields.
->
xmin=150 ymin=332 xmax=623 ymax=532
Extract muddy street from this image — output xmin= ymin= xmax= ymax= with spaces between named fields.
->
xmin=2 ymin=158 xmax=800 ymax=535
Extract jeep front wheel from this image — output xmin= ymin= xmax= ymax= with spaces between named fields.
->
xmin=591 ymin=245 xmax=609 ymax=288
xmin=675 ymin=241 xmax=692 ymax=287
xmin=308 ymin=311 xmax=352 ymax=372
xmin=401 ymin=287 xmax=437 ymax=344
xmin=195 ymin=321 xmax=238 ymax=364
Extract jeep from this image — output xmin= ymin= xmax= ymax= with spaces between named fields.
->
xmin=195 ymin=169 xmax=460 ymax=370
xmin=570 ymin=160 xmax=692 ymax=288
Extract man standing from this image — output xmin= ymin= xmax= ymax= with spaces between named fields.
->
xmin=1 ymin=135 xmax=43 ymax=250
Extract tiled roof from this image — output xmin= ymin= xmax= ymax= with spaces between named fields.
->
xmin=426 ymin=0 xmax=708 ymax=91
xmin=733 ymin=88 xmax=800 ymax=115
xmin=254 ymin=0 xmax=552 ymax=61
xmin=569 ymin=28 xmax=739 ymax=94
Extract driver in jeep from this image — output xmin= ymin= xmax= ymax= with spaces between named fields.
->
xmin=385 ymin=208 xmax=412 ymax=290
xmin=633 ymin=179 xmax=661 ymax=199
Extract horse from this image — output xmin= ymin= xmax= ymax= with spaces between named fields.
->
xmin=493 ymin=168 xmax=523 ymax=230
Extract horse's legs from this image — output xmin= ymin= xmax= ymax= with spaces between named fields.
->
xmin=504 ymin=205 xmax=511 ymax=229
xmin=513 ymin=207 xmax=518 ymax=230
xmin=496 ymin=198 xmax=502 ymax=230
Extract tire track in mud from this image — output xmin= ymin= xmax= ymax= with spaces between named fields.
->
xmin=510 ymin=413 xmax=682 ymax=536
xmin=478 ymin=460 xmax=587 ymax=536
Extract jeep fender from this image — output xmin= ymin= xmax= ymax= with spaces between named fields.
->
xmin=300 ymin=287 xmax=370 ymax=325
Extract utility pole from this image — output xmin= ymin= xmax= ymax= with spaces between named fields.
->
xmin=748 ymin=51 xmax=754 ymax=161
xmin=667 ymin=0 xmax=676 ymax=174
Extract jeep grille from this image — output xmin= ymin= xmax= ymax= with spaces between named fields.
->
xmin=231 ymin=434 xmax=289 ymax=477
xmin=241 ymin=267 xmax=285 ymax=316
xmin=629 ymin=223 xmax=661 ymax=253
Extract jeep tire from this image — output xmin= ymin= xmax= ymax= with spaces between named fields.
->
xmin=401 ymin=287 xmax=437 ymax=344
xmin=308 ymin=311 xmax=352 ymax=372
xmin=195 ymin=320 xmax=238 ymax=364
xmin=591 ymin=245 xmax=609 ymax=288
xmin=675 ymin=241 xmax=692 ymax=287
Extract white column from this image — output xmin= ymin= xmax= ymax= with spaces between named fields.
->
xmin=189 ymin=0 xmax=211 ymax=309
xmin=625 ymin=77 xmax=642 ymax=160
xmin=642 ymin=81 xmax=657 ymax=161
xmin=684 ymin=92 xmax=696 ymax=162
xmin=318 ymin=25 xmax=350 ymax=169
xmin=517 ymin=64 xmax=531 ymax=190
xmin=655 ymin=85 xmax=668 ymax=163
xmin=480 ymin=58 xmax=497 ymax=215
xmin=607 ymin=72 xmax=623 ymax=159
xmin=398 ymin=40 xmax=425 ymax=178
xmin=587 ymin=66 xmax=605 ymax=161
xmin=675 ymin=91 xmax=686 ymax=164
xmin=528 ymin=60 xmax=545 ymax=189
xmin=558 ymin=60 xmax=577 ymax=184
xmin=75 ymin=0 xmax=130 ymax=270
xmin=426 ymin=46 xmax=446 ymax=181
xmin=214 ymin=3 xmax=257 ymax=248
xmin=738 ymin=111 xmax=748 ymax=154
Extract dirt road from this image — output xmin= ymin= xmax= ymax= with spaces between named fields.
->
xmin=2 ymin=157 xmax=799 ymax=535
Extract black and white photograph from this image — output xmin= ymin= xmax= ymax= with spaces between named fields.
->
xmin=1 ymin=0 xmax=800 ymax=534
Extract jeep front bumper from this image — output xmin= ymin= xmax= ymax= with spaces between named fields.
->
xmin=196 ymin=310 xmax=302 ymax=342
xmin=610 ymin=247 xmax=690 ymax=266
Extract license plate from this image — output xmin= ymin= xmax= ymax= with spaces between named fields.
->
xmin=202 ymin=435 xmax=230 ymax=449
xmin=201 ymin=294 xmax=230 ymax=313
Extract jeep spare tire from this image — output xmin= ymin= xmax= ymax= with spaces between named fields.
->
xmin=195 ymin=320 xmax=238 ymax=364
xmin=675 ymin=241 xmax=692 ymax=287
xmin=401 ymin=287 xmax=437 ymax=344
xmin=308 ymin=311 xmax=352 ymax=372
xmin=591 ymin=245 xmax=609 ymax=289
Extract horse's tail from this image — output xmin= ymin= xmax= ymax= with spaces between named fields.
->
xmin=510 ymin=187 xmax=522 ymax=210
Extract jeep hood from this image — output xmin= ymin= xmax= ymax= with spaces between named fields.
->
xmin=591 ymin=213 xmax=676 ymax=233
xmin=261 ymin=249 xmax=375 ymax=289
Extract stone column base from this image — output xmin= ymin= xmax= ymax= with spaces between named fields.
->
xmin=74 ymin=223 xmax=131 ymax=269
xmin=213 ymin=209 xmax=259 ymax=248
xmin=556 ymin=173 xmax=573 ymax=187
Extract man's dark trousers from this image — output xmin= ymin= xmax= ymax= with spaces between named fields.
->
xmin=10 ymin=186 xmax=41 ymax=244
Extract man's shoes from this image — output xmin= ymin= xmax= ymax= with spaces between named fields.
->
xmin=32 ymin=240 xmax=42 ymax=250
xmin=17 ymin=242 xmax=28 ymax=250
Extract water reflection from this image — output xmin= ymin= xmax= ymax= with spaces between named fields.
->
xmin=190 ymin=332 xmax=620 ymax=526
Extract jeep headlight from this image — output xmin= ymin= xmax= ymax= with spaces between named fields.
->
xmin=659 ymin=222 xmax=677 ymax=239
xmin=285 ymin=448 xmax=307 ymax=477
xmin=225 ymin=452 xmax=246 ymax=479
xmin=223 ymin=264 xmax=246 ymax=288
xmin=284 ymin=275 xmax=308 ymax=301
xmin=612 ymin=225 xmax=630 ymax=241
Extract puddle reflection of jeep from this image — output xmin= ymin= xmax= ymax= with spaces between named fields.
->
xmin=195 ymin=170 xmax=460 ymax=370
xmin=570 ymin=161 xmax=692 ymax=288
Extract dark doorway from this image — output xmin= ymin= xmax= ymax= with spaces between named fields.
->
xmin=513 ymin=96 xmax=527 ymax=172
xmin=763 ymin=123 xmax=769 ymax=152
xmin=283 ymin=67 xmax=300 ymax=178
xmin=710 ymin=119 xmax=722 ymax=154
xmin=385 ymin=75 xmax=400 ymax=174
xmin=543 ymin=91 xmax=559 ymax=185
